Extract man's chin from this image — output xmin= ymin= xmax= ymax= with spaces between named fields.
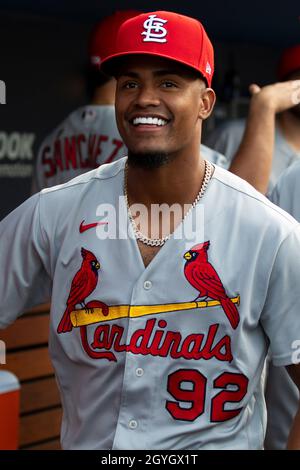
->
xmin=127 ymin=151 xmax=175 ymax=169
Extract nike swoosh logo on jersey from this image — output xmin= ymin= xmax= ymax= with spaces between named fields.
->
xmin=79 ymin=220 xmax=108 ymax=233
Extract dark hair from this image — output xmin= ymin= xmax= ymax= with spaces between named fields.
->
xmin=85 ymin=65 xmax=113 ymax=100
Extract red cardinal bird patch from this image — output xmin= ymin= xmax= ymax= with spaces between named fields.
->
xmin=184 ymin=241 xmax=240 ymax=329
xmin=57 ymin=247 xmax=105 ymax=334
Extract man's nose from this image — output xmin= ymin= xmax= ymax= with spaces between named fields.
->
xmin=135 ymin=85 xmax=160 ymax=107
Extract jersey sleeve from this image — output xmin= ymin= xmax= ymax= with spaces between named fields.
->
xmin=0 ymin=194 xmax=51 ymax=328
xmin=260 ymin=225 xmax=300 ymax=366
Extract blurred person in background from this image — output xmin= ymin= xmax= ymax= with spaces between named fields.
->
xmin=264 ymin=159 xmax=300 ymax=450
xmin=31 ymin=10 xmax=140 ymax=193
xmin=205 ymin=45 xmax=300 ymax=196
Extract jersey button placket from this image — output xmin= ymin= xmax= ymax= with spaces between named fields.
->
xmin=128 ymin=420 xmax=138 ymax=430
xmin=136 ymin=368 xmax=144 ymax=377
xmin=113 ymin=281 xmax=150 ymax=448
xmin=143 ymin=280 xmax=152 ymax=290
xmin=113 ymin=273 xmax=160 ymax=448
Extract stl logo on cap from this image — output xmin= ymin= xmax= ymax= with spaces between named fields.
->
xmin=142 ymin=14 xmax=168 ymax=43
xmin=101 ymin=11 xmax=215 ymax=87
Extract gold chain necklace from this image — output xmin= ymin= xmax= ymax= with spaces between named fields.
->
xmin=124 ymin=160 xmax=212 ymax=247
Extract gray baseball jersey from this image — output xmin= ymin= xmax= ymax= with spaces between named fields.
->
xmin=205 ymin=119 xmax=300 ymax=195
xmin=1 ymin=158 xmax=300 ymax=450
xmin=32 ymin=105 xmax=126 ymax=192
xmin=264 ymin=161 xmax=300 ymax=449
xmin=271 ymin=161 xmax=300 ymax=219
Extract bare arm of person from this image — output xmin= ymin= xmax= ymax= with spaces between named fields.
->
xmin=229 ymin=80 xmax=300 ymax=194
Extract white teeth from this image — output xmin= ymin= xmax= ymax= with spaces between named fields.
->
xmin=132 ymin=116 xmax=168 ymax=126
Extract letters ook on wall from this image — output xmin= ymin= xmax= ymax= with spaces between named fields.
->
xmin=0 ymin=104 xmax=36 ymax=221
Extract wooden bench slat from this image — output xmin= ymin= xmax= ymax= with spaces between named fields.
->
xmin=3 ymin=347 xmax=54 ymax=381
xmin=23 ymin=438 xmax=61 ymax=450
xmin=0 ymin=315 xmax=49 ymax=349
xmin=20 ymin=408 xmax=62 ymax=447
xmin=21 ymin=377 xmax=61 ymax=414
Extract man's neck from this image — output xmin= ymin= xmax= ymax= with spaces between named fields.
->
xmin=126 ymin=148 xmax=206 ymax=209
xmin=278 ymin=111 xmax=300 ymax=152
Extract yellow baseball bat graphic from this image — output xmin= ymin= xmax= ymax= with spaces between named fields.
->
xmin=70 ymin=295 xmax=240 ymax=327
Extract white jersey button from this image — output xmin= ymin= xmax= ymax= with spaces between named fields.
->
xmin=136 ymin=368 xmax=144 ymax=377
xmin=129 ymin=420 xmax=138 ymax=429
xmin=143 ymin=280 xmax=152 ymax=290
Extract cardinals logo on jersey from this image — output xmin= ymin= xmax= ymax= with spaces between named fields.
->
xmin=57 ymin=242 xmax=240 ymax=364
xmin=184 ymin=241 xmax=240 ymax=329
xmin=57 ymin=247 xmax=108 ymax=334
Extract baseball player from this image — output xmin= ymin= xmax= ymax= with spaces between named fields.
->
xmin=205 ymin=45 xmax=300 ymax=195
xmin=1 ymin=11 xmax=300 ymax=450
xmin=262 ymin=161 xmax=300 ymax=450
xmin=31 ymin=11 xmax=139 ymax=193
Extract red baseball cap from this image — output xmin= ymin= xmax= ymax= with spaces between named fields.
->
xmin=88 ymin=10 xmax=141 ymax=68
xmin=278 ymin=45 xmax=300 ymax=80
xmin=101 ymin=11 xmax=214 ymax=87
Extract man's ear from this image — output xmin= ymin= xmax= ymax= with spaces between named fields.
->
xmin=198 ymin=88 xmax=216 ymax=120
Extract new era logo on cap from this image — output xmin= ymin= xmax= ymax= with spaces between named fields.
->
xmin=206 ymin=62 xmax=212 ymax=75
xmin=141 ymin=14 xmax=168 ymax=43
xmin=101 ymin=11 xmax=214 ymax=87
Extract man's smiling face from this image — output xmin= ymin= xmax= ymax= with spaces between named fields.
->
xmin=115 ymin=55 xmax=207 ymax=166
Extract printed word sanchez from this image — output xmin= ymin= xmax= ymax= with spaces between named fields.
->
xmin=42 ymin=135 xmax=124 ymax=177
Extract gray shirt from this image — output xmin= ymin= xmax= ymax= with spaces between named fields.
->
xmin=205 ymin=118 xmax=300 ymax=195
